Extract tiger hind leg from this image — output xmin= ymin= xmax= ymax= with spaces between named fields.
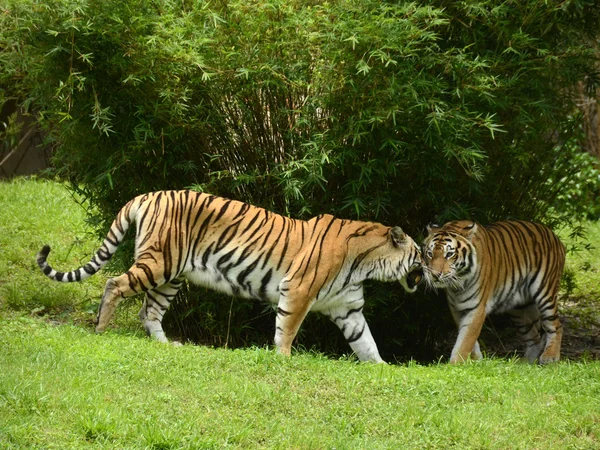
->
xmin=94 ymin=278 xmax=125 ymax=333
xmin=508 ymin=303 xmax=544 ymax=363
xmin=139 ymin=278 xmax=184 ymax=344
xmin=535 ymin=293 xmax=562 ymax=364
xmin=95 ymin=262 xmax=168 ymax=334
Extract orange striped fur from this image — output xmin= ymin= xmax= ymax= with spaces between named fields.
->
xmin=37 ymin=190 xmax=423 ymax=362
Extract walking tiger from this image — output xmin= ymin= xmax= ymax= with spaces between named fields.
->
xmin=37 ymin=190 xmax=423 ymax=362
xmin=422 ymin=220 xmax=565 ymax=364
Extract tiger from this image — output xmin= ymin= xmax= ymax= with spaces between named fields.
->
xmin=36 ymin=190 xmax=423 ymax=362
xmin=421 ymin=220 xmax=565 ymax=364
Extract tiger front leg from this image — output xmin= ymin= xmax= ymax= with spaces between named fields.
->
xmin=449 ymin=306 xmax=483 ymax=361
xmin=449 ymin=305 xmax=486 ymax=364
xmin=273 ymin=290 xmax=313 ymax=357
xmin=470 ymin=340 xmax=483 ymax=360
xmin=326 ymin=299 xmax=384 ymax=363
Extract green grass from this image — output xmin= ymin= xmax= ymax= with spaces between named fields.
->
xmin=0 ymin=177 xmax=141 ymax=331
xmin=2 ymin=317 xmax=600 ymax=449
xmin=561 ymin=222 xmax=600 ymax=298
xmin=557 ymin=223 xmax=600 ymax=352
xmin=0 ymin=177 xmax=105 ymax=313
xmin=1 ymin=177 xmax=600 ymax=449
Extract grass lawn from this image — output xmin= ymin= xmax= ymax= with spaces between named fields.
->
xmin=2 ymin=317 xmax=600 ymax=449
xmin=0 ymin=177 xmax=106 ymax=319
xmin=1 ymin=177 xmax=600 ymax=449
xmin=556 ymin=222 xmax=600 ymax=360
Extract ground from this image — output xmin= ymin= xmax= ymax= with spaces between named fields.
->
xmin=470 ymin=295 xmax=600 ymax=362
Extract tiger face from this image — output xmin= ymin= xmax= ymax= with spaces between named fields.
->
xmin=376 ymin=226 xmax=423 ymax=292
xmin=421 ymin=220 xmax=478 ymax=289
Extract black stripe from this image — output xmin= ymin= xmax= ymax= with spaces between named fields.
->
xmin=215 ymin=222 xmax=241 ymax=253
xmin=236 ymin=236 xmax=263 ymax=266
xmin=259 ymin=269 xmax=273 ymax=300
xmin=237 ymin=258 xmax=260 ymax=289
xmin=146 ymin=291 xmax=170 ymax=310
xmin=343 ymin=241 xmax=386 ymax=286
xmin=136 ymin=193 xmax=160 ymax=247
xmin=332 ymin=306 xmax=363 ymax=322
xmin=201 ymin=242 xmax=214 ymax=268
xmin=307 ymin=217 xmax=337 ymax=290
xmin=257 ymin=216 xmax=278 ymax=251
xmin=277 ymin=307 xmax=291 ymax=316
xmin=106 ymin=231 xmax=119 ymax=246
xmin=192 ymin=209 xmax=215 ymax=256
xmin=262 ymin=221 xmax=286 ymax=269
xmin=163 ymin=227 xmax=174 ymax=281
xmin=135 ymin=263 xmax=157 ymax=290
xmin=217 ymin=248 xmax=236 ymax=267
xmin=276 ymin=220 xmax=291 ymax=271
xmin=235 ymin=202 xmax=251 ymax=218
xmin=214 ymin=200 xmax=232 ymax=222
xmin=240 ymin=210 xmax=263 ymax=235
xmin=346 ymin=324 xmax=366 ymax=343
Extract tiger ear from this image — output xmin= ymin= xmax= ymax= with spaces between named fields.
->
xmin=426 ymin=222 xmax=441 ymax=236
xmin=390 ymin=226 xmax=407 ymax=247
xmin=463 ymin=222 xmax=478 ymax=239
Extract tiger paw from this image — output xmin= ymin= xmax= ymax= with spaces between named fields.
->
xmin=538 ymin=353 xmax=560 ymax=364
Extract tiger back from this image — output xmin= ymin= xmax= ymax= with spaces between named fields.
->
xmin=36 ymin=190 xmax=423 ymax=362
xmin=421 ymin=220 xmax=565 ymax=364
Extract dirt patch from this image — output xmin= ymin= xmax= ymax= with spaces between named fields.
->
xmin=473 ymin=295 xmax=600 ymax=361
xmin=559 ymin=296 xmax=600 ymax=360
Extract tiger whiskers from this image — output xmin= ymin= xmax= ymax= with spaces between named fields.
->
xmin=445 ymin=274 xmax=465 ymax=291
xmin=422 ymin=266 xmax=464 ymax=291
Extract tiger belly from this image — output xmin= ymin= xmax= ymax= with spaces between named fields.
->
xmin=487 ymin=291 xmax=527 ymax=315
xmin=182 ymin=261 xmax=357 ymax=313
xmin=450 ymin=284 xmax=528 ymax=315
xmin=184 ymin=264 xmax=282 ymax=304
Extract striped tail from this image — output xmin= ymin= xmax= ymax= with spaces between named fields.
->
xmin=36 ymin=200 xmax=136 ymax=283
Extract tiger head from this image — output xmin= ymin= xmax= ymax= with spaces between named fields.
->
xmin=421 ymin=220 xmax=479 ymax=290
xmin=366 ymin=226 xmax=424 ymax=293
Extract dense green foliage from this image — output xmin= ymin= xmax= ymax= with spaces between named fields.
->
xmin=2 ymin=0 xmax=599 ymax=224
xmin=1 ymin=0 xmax=600 ymax=357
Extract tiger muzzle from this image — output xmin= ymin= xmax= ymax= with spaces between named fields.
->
xmin=406 ymin=267 xmax=424 ymax=290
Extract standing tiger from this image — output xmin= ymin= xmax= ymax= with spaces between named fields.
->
xmin=36 ymin=190 xmax=423 ymax=362
xmin=421 ymin=220 xmax=565 ymax=364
